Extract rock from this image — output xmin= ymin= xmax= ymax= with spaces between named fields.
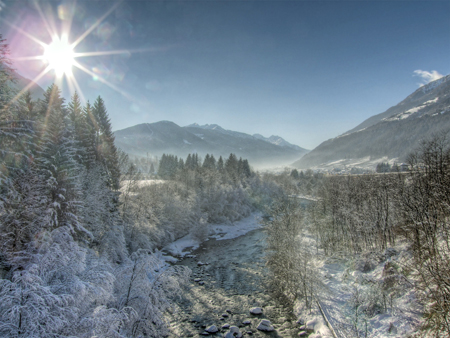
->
xmin=222 ymin=313 xmax=229 ymax=318
xmin=257 ymin=319 xmax=274 ymax=332
xmin=388 ymin=322 xmax=398 ymax=334
xmin=226 ymin=309 xmax=232 ymax=314
xmin=198 ymin=261 xmax=205 ymax=266
xmin=198 ymin=281 xmax=205 ymax=285
xmin=306 ymin=319 xmax=316 ymax=331
xmin=194 ymin=278 xmax=202 ymax=282
xmin=249 ymin=307 xmax=263 ymax=315
xmin=298 ymin=331 xmax=307 ymax=337
xmin=225 ymin=326 xmax=242 ymax=338
xmin=222 ymin=323 xmax=230 ymax=329
xmin=200 ymin=332 xmax=209 ymax=336
xmin=206 ymin=325 xmax=219 ymax=333
xmin=246 ymin=331 xmax=253 ymax=335
xmin=242 ymin=320 xmax=251 ymax=325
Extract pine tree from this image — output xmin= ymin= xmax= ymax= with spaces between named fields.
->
xmin=36 ymin=85 xmax=89 ymax=236
xmin=81 ymin=101 xmax=97 ymax=169
xmin=0 ymin=35 xmax=15 ymax=111
xmin=67 ymin=91 xmax=86 ymax=165
xmin=217 ymin=156 xmax=224 ymax=171
xmin=92 ymin=96 xmax=120 ymax=190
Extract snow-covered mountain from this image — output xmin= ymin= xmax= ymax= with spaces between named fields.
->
xmin=253 ymin=134 xmax=304 ymax=151
xmin=115 ymin=121 xmax=308 ymax=167
xmin=294 ymin=74 xmax=450 ymax=169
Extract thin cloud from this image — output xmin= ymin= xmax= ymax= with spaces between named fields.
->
xmin=413 ymin=70 xmax=444 ymax=86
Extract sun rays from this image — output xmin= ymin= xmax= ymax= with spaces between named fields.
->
xmin=5 ymin=0 xmax=145 ymax=107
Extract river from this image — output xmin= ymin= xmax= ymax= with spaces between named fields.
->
xmin=167 ymin=228 xmax=300 ymax=337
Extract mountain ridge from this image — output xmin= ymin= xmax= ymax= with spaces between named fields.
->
xmin=294 ymin=74 xmax=450 ymax=169
xmin=115 ymin=121 xmax=308 ymax=167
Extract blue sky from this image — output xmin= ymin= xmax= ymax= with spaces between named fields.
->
xmin=2 ymin=0 xmax=449 ymax=149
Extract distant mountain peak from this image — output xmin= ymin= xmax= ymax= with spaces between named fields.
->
xmin=421 ymin=74 xmax=450 ymax=94
xmin=253 ymin=133 xmax=304 ymax=151
xmin=187 ymin=123 xmax=226 ymax=132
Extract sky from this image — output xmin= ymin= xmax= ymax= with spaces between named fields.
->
xmin=1 ymin=0 xmax=449 ymax=150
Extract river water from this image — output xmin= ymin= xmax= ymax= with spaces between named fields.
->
xmin=167 ymin=228 xmax=300 ymax=338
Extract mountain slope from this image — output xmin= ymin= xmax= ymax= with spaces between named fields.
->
xmin=253 ymin=133 xmax=304 ymax=151
xmin=115 ymin=122 xmax=308 ymax=167
xmin=11 ymin=71 xmax=45 ymax=100
xmin=294 ymin=75 xmax=450 ymax=168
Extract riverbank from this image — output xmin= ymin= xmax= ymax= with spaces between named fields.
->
xmin=165 ymin=224 xmax=303 ymax=337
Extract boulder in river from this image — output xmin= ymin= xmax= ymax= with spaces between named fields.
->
xmin=205 ymin=325 xmax=218 ymax=333
xmin=242 ymin=320 xmax=251 ymax=325
xmin=224 ymin=326 xmax=243 ymax=338
xmin=257 ymin=319 xmax=274 ymax=332
xmin=249 ymin=307 xmax=263 ymax=315
xmin=222 ymin=323 xmax=230 ymax=329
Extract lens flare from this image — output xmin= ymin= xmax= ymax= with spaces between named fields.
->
xmin=43 ymin=35 xmax=75 ymax=77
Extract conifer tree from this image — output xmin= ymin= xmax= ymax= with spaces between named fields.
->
xmin=36 ymin=85 xmax=88 ymax=236
xmin=81 ymin=101 xmax=97 ymax=169
xmin=92 ymin=96 xmax=120 ymax=190
xmin=217 ymin=156 xmax=224 ymax=171
xmin=67 ymin=92 xmax=86 ymax=165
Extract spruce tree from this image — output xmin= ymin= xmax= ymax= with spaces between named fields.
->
xmin=36 ymin=85 xmax=88 ymax=236
xmin=81 ymin=101 xmax=97 ymax=169
xmin=92 ymin=96 xmax=120 ymax=190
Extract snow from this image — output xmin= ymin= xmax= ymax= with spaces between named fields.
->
xmin=208 ymin=212 xmax=262 ymax=240
xmin=163 ymin=213 xmax=262 ymax=258
xmin=384 ymin=97 xmax=440 ymax=121
xmin=183 ymin=139 xmax=192 ymax=145
xmin=295 ymin=232 xmax=422 ymax=338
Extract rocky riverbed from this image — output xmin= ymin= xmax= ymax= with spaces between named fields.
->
xmin=166 ymin=228 xmax=301 ymax=338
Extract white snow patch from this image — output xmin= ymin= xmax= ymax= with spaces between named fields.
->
xmin=163 ymin=213 xmax=262 ymax=257
xmin=163 ymin=233 xmax=200 ymax=257
xmin=384 ymin=97 xmax=439 ymax=121
xmin=208 ymin=213 xmax=262 ymax=241
xmin=183 ymin=139 xmax=192 ymax=145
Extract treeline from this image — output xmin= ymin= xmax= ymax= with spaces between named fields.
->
xmin=158 ymin=153 xmax=250 ymax=181
xmin=309 ymin=132 xmax=450 ymax=335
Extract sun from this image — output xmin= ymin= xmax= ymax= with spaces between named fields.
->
xmin=7 ymin=1 xmax=152 ymax=107
xmin=43 ymin=35 xmax=75 ymax=77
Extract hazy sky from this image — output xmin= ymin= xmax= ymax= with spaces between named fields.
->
xmin=1 ymin=0 xmax=449 ymax=149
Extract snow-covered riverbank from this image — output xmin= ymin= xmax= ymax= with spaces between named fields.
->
xmin=162 ymin=212 xmax=263 ymax=259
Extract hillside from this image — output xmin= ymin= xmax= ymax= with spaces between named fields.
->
xmin=11 ymin=71 xmax=45 ymax=100
xmin=114 ymin=121 xmax=308 ymax=167
xmin=294 ymin=75 xmax=450 ymax=169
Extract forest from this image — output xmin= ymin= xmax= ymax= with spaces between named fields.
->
xmin=0 ymin=36 xmax=285 ymax=337
xmin=264 ymin=134 xmax=450 ymax=337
